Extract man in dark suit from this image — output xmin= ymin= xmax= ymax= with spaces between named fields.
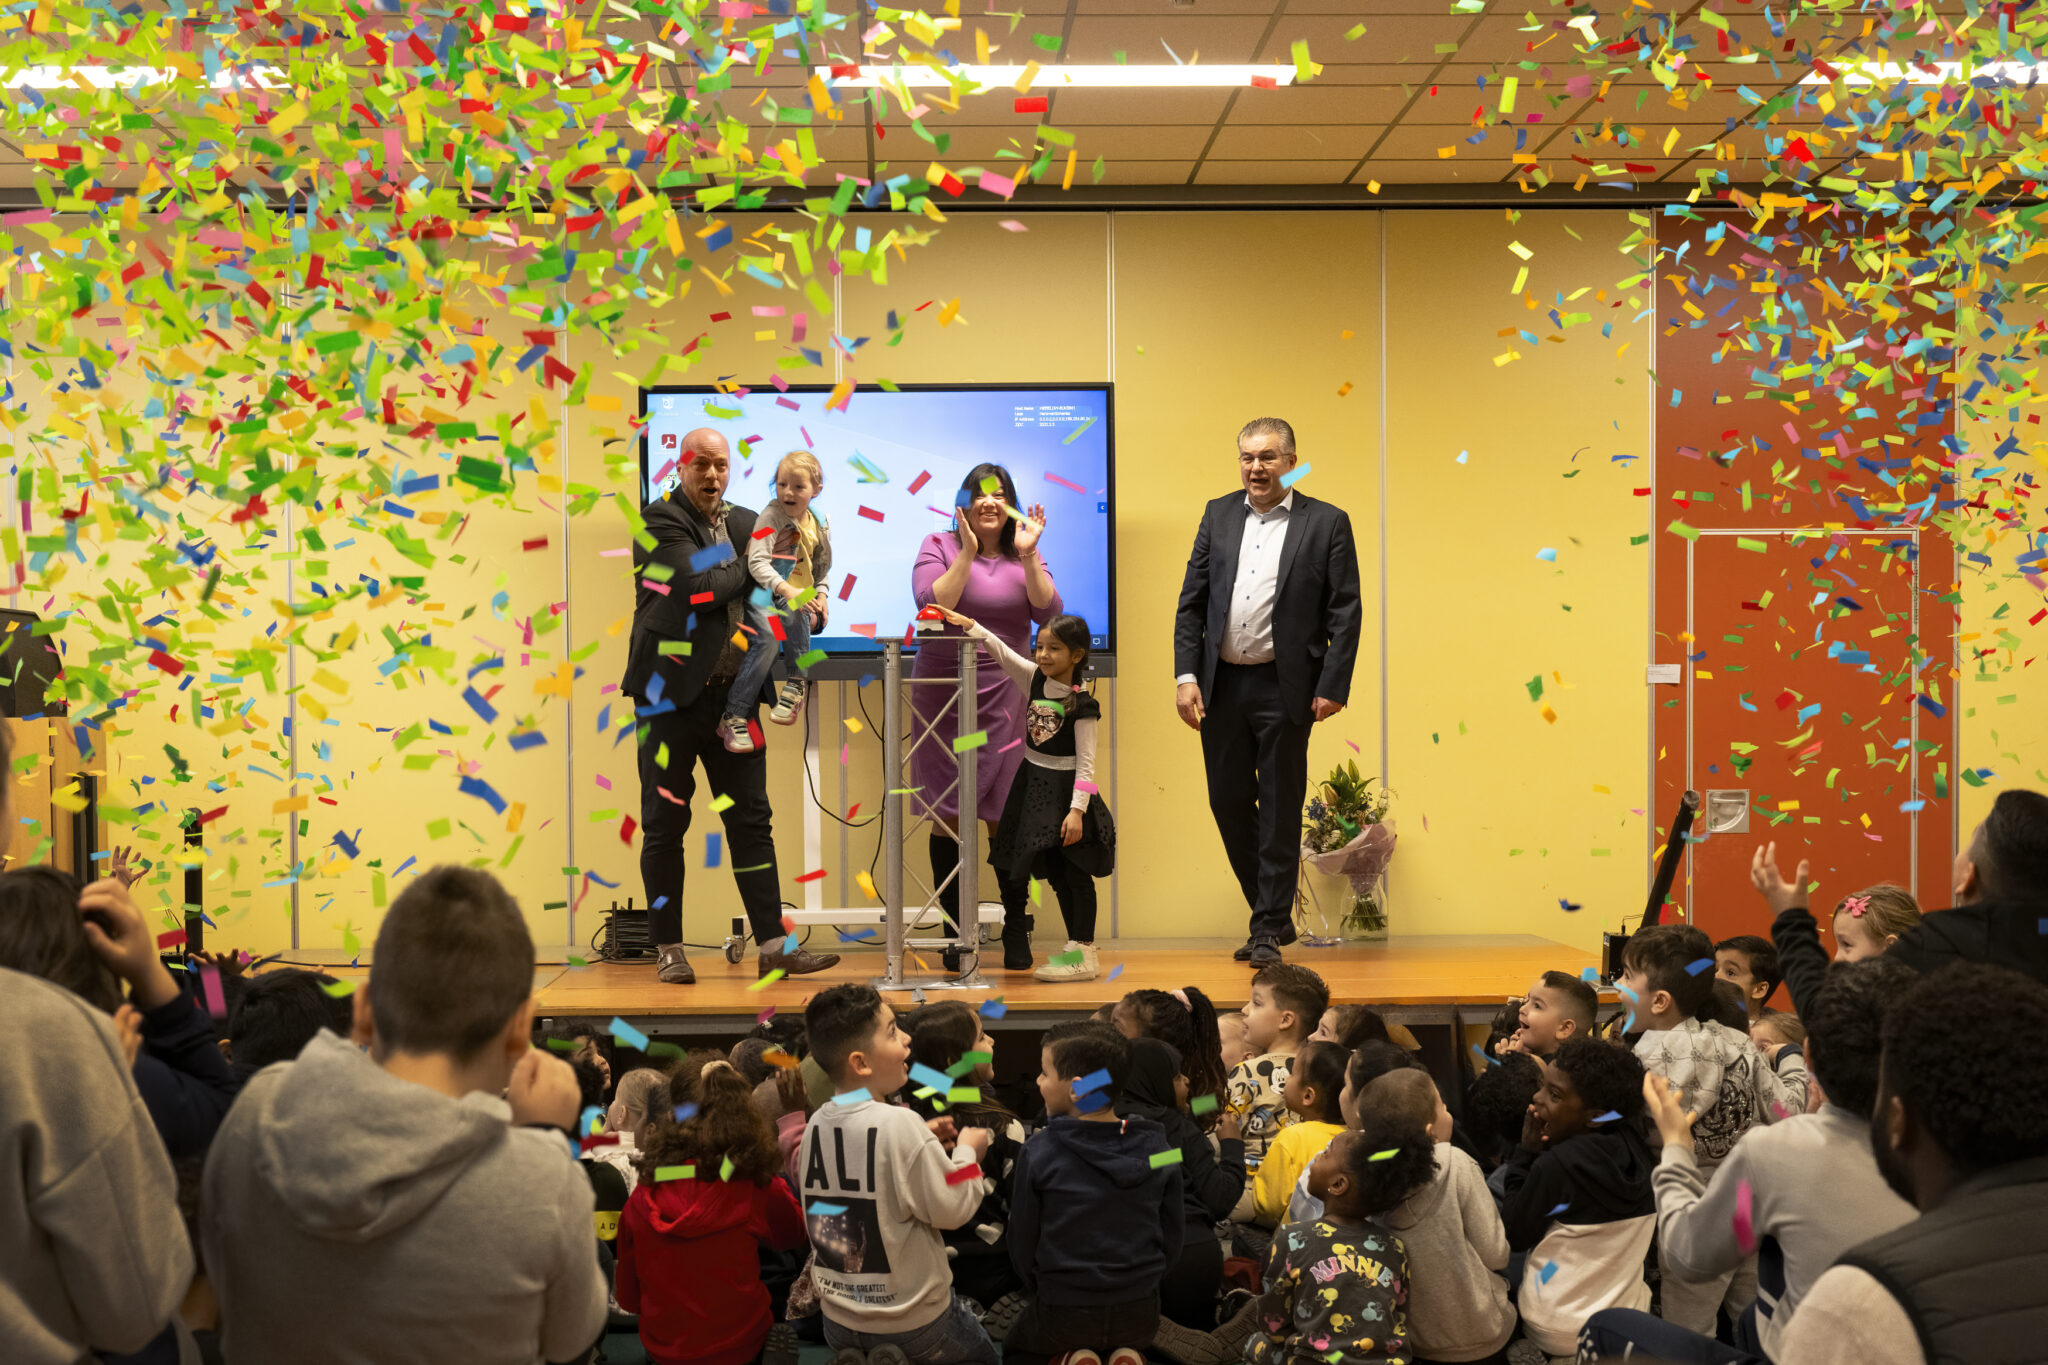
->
xmin=622 ymin=427 xmax=839 ymax=985
xmin=1173 ymin=417 xmax=1363 ymax=967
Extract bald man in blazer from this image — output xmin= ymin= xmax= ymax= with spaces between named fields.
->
xmin=1173 ymin=417 xmax=1363 ymax=967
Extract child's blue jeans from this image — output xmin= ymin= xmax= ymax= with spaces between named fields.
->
xmin=726 ymin=598 xmax=811 ymax=720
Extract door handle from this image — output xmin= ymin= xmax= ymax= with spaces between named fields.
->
xmin=1704 ymin=789 xmax=1750 ymax=835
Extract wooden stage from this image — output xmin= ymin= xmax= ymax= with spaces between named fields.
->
xmin=528 ymin=933 xmax=1613 ymax=1037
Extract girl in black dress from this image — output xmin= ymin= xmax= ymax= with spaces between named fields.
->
xmin=933 ymin=604 xmax=1115 ymax=981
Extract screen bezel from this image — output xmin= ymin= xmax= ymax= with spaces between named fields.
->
xmin=637 ymin=381 xmax=1117 ymax=660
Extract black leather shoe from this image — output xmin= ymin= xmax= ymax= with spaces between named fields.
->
xmin=1233 ymin=924 xmax=1299 ymax=960
xmin=759 ymin=943 xmax=840 ymax=977
xmin=1246 ymin=937 xmax=1283 ymax=968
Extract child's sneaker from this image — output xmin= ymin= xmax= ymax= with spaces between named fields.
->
xmin=1033 ymin=941 xmax=1099 ymax=982
xmin=1107 ymin=1350 xmax=1145 ymax=1365
xmin=717 ymin=716 xmax=755 ymax=753
xmin=1055 ymin=1353 xmax=1103 ymax=1365
xmin=771 ymin=678 xmax=807 ymax=725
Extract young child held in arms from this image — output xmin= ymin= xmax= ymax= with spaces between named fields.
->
xmin=937 ymin=605 xmax=1115 ymax=981
xmin=1006 ymin=1021 xmax=1185 ymax=1365
xmin=1712 ymin=934 xmax=1782 ymax=1026
xmin=1228 ymin=963 xmax=1331 ymax=1217
xmin=1247 ymin=1117 xmax=1436 ymax=1365
xmin=1503 ymin=971 xmax=1598 ymax=1063
xmin=1367 ymin=1070 xmax=1516 ymax=1365
xmin=1499 ymin=1039 xmax=1656 ymax=1360
xmin=722 ymin=449 xmax=832 ymax=751
xmin=200 ymin=867 xmax=607 ymax=1364
xmin=800 ymin=984 xmax=996 ymax=1364
xmin=1622 ymin=924 xmax=1803 ymax=1336
xmin=617 ymin=1060 xmax=807 ymax=1365
xmin=1253 ymin=1039 xmax=1349 ymax=1228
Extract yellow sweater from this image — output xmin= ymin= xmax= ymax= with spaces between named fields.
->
xmin=1253 ymin=1120 xmax=1345 ymax=1227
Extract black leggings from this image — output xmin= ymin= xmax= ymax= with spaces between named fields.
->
xmin=1034 ymin=850 xmax=1098 ymax=943
xmin=929 ymin=831 xmax=1031 ymax=938
xmin=1158 ymin=1218 xmax=1226 ymax=1329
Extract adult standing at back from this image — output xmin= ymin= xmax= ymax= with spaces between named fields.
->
xmin=912 ymin=462 xmax=1060 ymax=972
xmin=623 ymin=427 xmax=839 ymax=986
xmin=1174 ymin=418 xmax=1362 ymax=968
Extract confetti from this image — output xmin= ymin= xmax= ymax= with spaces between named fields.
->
xmin=1733 ymin=1179 xmax=1757 ymax=1255
xmin=809 ymin=1202 xmax=848 ymax=1216
xmin=1149 ymin=1148 xmax=1185 ymax=1168
xmin=655 ymin=1166 xmax=696 ymax=1182
xmin=1686 ymin=959 xmax=1715 ymax=976
xmin=946 ymin=1163 xmax=985 ymax=1185
xmin=610 ymin=1018 xmax=650 ymax=1052
xmin=1191 ymin=1094 xmax=1220 ymax=1115
xmin=1590 ymin=1110 xmax=1623 ymax=1124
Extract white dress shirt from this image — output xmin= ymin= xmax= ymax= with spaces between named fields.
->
xmin=1177 ymin=492 xmax=1294 ymax=685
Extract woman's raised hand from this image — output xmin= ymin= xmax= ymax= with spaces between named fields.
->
xmin=955 ymin=507 xmax=981 ymax=557
xmin=1014 ymin=503 xmax=1047 ymax=556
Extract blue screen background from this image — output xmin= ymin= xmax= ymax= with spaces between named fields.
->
xmin=640 ymin=386 xmax=1114 ymax=653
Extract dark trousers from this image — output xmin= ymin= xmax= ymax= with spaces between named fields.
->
xmin=637 ymin=659 xmax=787 ymax=947
xmin=1201 ymin=661 xmax=1311 ymax=942
xmin=1577 ymin=1308 xmax=1766 ymax=1365
xmin=929 ymin=830 xmax=1032 ymax=939
xmin=1004 ymin=1293 xmax=1160 ymax=1365
xmin=1036 ymin=850 xmax=1099 ymax=942
xmin=1159 ymin=1218 xmax=1226 ymax=1329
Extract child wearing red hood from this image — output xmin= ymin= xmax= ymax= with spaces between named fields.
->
xmin=618 ymin=1059 xmax=808 ymax=1365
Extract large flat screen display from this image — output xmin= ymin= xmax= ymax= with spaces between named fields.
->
xmin=639 ymin=384 xmax=1114 ymax=654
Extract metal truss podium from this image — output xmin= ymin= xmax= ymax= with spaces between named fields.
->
xmin=875 ymin=629 xmax=991 ymax=992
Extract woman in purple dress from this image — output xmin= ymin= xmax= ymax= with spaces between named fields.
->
xmin=911 ymin=462 xmax=1060 ymax=971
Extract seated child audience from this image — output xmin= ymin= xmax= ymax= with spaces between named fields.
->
xmin=1227 ymin=964 xmax=1330 ymax=1221
xmin=1253 ymin=1039 xmax=1349 ymax=1227
xmin=594 ymin=1067 xmax=670 ymax=1193
xmin=1284 ymin=1040 xmax=1428 ymax=1228
xmin=2 ymin=966 xmax=195 ymax=1363
xmin=1313 ymin=1001 xmax=1392 ymax=1049
xmin=1713 ymin=935 xmax=1782 ymax=1025
xmin=1465 ymin=1052 xmax=1544 ymax=1177
xmin=1774 ymin=962 xmax=2048 ymax=1365
xmin=1623 ymin=923 xmax=1804 ymax=1334
xmin=1113 ymin=985 xmax=1229 ymax=1125
xmin=616 ymin=1059 xmax=807 ymax=1365
xmin=0 ymin=866 xmax=240 ymax=1161
xmin=1499 ymin=1039 xmax=1656 ymax=1360
xmin=1829 ymin=884 xmax=1922 ymax=963
xmin=200 ymin=866 xmax=607 ymax=1364
xmin=223 ymin=966 xmax=354 ymax=1080
xmin=1503 ymin=971 xmax=1597 ymax=1062
xmin=1246 ymin=1117 xmax=1436 ymax=1365
xmin=1579 ymin=958 xmax=1917 ymax=1364
xmin=1217 ymin=1010 xmax=1252 ymax=1071
xmin=799 ymin=984 xmax=996 ymax=1364
xmin=901 ymin=1001 xmax=1028 ymax=1314
xmin=1116 ymin=1037 xmax=1247 ymax=1329
xmin=1367 ymin=1069 xmax=1516 ymax=1365
xmin=1006 ymin=1022 xmax=1184 ymax=1365
xmin=1750 ymin=1010 xmax=1804 ymax=1056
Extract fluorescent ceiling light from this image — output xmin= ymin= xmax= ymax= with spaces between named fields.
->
xmin=4 ymin=64 xmax=287 ymax=90
xmin=821 ymin=64 xmax=1296 ymax=88
xmin=1799 ymin=60 xmax=2047 ymax=85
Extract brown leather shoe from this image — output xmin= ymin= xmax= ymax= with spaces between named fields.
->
xmin=759 ymin=942 xmax=841 ymax=977
xmin=655 ymin=944 xmax=696 ymax=985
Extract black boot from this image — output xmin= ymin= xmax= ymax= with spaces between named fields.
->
xmin=996 ymin=865 xmax=1034 ymax=970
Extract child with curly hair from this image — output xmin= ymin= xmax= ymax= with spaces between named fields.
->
xmin=1246 ymin=1115 xmax=1435 ymax=1365
xmin=618 ymin=1060 xmax=808 ymax=1365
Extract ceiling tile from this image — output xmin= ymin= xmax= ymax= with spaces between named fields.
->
xmin=1065 ymin=15 xmax=1277 ymax=63
xmin=1037 ymin=87 xmax=1235 ymax=125
xmin=1229 ymin=83 xmax=1407 ymax=123
xmin=1205 ymin=121 xmax=1378 ymax=160
xmin=1193 ymin=157 xmax=1357 ymax=184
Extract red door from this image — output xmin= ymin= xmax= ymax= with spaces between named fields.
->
xmin=1676 ymin=528 xmax=1950 ymax=943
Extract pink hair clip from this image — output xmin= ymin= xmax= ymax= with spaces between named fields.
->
xmin=1842 ymin=895 xmax=1870 ymax=918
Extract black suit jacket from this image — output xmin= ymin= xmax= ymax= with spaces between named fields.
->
xmin=1173 ymin=490 xmax=1363 ymax=727
xmin=621 ymin=494 xmax=765 ymax=709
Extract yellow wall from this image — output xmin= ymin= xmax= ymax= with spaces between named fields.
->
xmin=33 ymin=206 xmax=2033 ymax=959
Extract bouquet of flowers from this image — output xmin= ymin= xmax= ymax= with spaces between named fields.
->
xmin=1298 ymin=761 xmax=1396 ymax=943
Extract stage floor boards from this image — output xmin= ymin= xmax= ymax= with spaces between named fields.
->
xmin=528 ymin=934 xmax=1609 ymax=1031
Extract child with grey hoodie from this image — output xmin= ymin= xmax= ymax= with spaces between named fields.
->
xmin=1367 ymin=1070 xmax=1517 ymax=1365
